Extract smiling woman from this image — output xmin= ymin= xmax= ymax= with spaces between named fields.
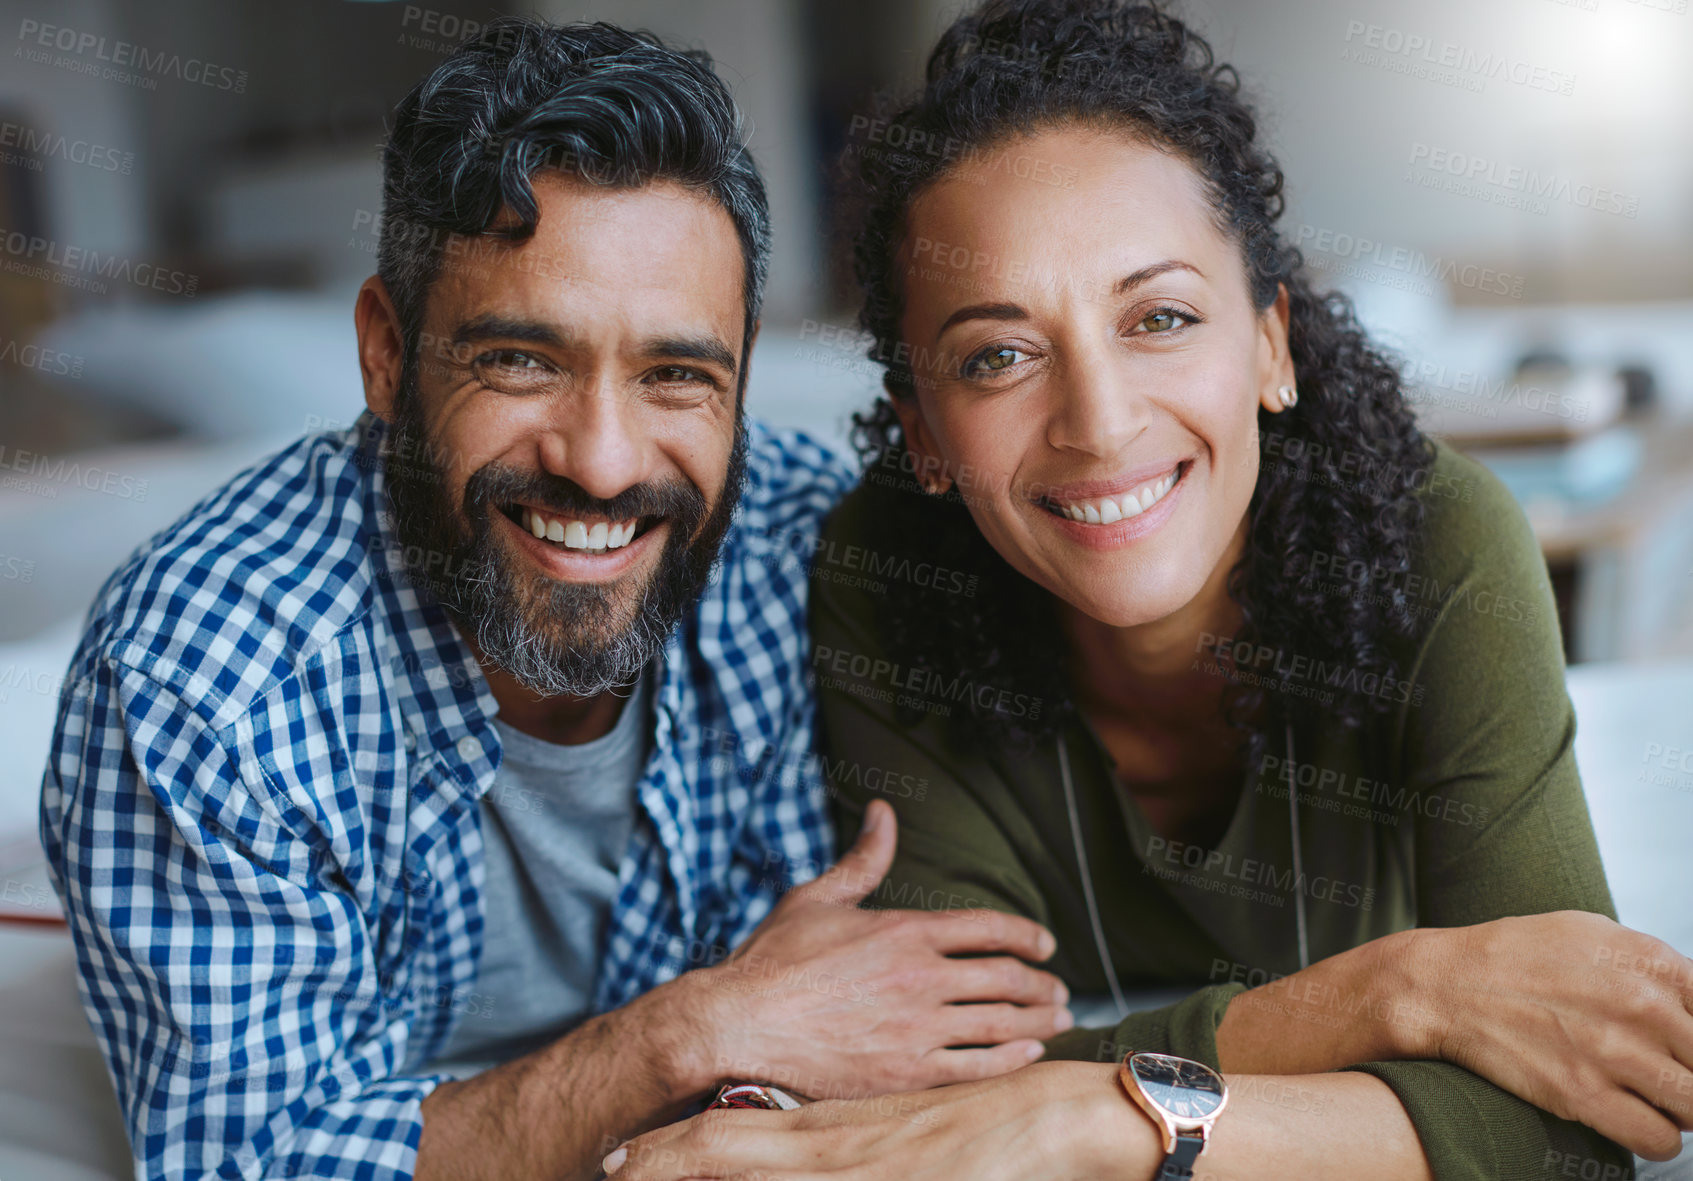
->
xmin=605 ymin=2 xmax=1693 ymax=1181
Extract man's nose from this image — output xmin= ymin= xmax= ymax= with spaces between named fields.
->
xmin=537 ymin=379 xmax=646 ymax=501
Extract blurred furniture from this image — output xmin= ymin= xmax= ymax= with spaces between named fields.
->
xmin=1457 ymin=417 xmax=1693 ymax=663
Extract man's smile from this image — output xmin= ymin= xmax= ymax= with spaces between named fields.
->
xmin=496 ymin=500 xmax=669 ymax=580
xmin=499 ymin=501 xmax=663 ymax=553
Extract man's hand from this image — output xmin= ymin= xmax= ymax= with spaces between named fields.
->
xmin=675 ymin=799 xmax=1073 ymax=1100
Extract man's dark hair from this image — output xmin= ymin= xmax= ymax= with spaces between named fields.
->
xmin=376 ymin=17 xmax=771 ymax=378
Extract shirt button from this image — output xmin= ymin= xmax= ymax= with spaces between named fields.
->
xmin=456 ymin=735 xmax=481 ymax=761
xmin=403 ymin=731 xmax=417 ymax=751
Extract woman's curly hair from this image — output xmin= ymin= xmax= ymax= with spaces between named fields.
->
xmin=846 ymin=0 xmax=1434 ymax=763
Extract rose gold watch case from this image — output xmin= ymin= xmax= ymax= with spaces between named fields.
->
xmin=1118 ymin=1051 xmax=1229 ymax=1156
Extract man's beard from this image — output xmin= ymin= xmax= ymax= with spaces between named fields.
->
xmin=383 ymin=377 xmax=747 ymax=699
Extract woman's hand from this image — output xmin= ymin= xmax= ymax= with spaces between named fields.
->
xmin=600 ymin=1062 xmax=1155 ymax=1181
xmin=1421 ymin=911 xmax=1693 ymax=1160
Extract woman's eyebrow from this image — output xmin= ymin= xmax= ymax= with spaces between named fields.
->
xmin=1115 ymin=259 xmax=1204 ymax=294
xmin=935 ymin=260 xmax=1206 ymax=337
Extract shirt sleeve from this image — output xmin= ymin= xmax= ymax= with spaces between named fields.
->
xmin=1333 ymin=456 xmax=1633 ymax=1180
xmin=41 ymin=656 xmax=447 ymax=1181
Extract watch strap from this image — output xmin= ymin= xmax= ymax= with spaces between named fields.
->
xmin=1153 ymin=1132 xmax=1205 ymax=1181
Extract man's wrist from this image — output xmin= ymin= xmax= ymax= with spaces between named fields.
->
xmin=617 ymin=965 xmax=736 ymax=1107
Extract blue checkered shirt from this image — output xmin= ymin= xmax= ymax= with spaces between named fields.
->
xmin=40 ymin=413 xmax=852 ymax=1180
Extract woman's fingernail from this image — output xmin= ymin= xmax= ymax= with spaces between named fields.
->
xmin=1054 ymin=1007 xmax=1075 ymax=1032
xmin=602 ymin=1146 xmax=628 ymax=1174
xmin=1024 ymin=1040 xmax=1046 ymax=1061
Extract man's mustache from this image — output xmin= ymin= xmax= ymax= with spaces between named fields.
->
xmin=463 ymin=463 xmax=706 ymax=529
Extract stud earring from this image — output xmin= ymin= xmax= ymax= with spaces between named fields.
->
xmin=1277 ymin=385 xmax=1299 ymax=409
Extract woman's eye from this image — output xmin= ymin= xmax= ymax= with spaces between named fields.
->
xmin=962 ymin=346 xmax=1030 ymax=379
xmin=1136 ymin=309 xmax=1192 ymax=334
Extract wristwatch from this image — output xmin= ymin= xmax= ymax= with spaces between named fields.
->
xmin=1118 ymin=1051 xmax=1229 ymax=1181
xmin=708 ymin=1082 xmax=804 ymax=1110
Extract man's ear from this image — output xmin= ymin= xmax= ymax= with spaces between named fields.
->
xmin=355 ymin=276 xmax=406 ymax=423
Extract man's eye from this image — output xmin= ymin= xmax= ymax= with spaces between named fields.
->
xmin=651 ymin=366 xmax=708 ymax=384
xmin=480 ymin=349 xmax=547 ymax=370
xmin=961 ymin=346 xmax=1030 ymax=379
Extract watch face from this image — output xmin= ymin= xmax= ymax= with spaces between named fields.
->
xmin=1128 ymin=1053 xmax=1226 ymax=1121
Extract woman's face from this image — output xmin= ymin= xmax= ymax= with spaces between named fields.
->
xmin=894 ymin=124 xmax=1293 ymax=629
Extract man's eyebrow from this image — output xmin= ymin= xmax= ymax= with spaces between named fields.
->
xmin=934 ymin=261 xmax=1204 ymax=337
xmin=938 ymin=301 xmax=1026 ymax=337
xmin=446 ymin=319 xmax=737 ymax=376
xmin=638 ymin=336 xmax=739 ymax=377
xmin=450 ymin=314 xmax=572 ymax=349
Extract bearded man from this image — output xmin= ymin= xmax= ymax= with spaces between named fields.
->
xmin=40 ymin=17 xmax=1070 ymax=1181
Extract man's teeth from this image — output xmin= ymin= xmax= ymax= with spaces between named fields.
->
xmin=1058 ymin=470 xmax=1179 ymax=524
xmin=521 ymin=507 xmax=638 ymax=551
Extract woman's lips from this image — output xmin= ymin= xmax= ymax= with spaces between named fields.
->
xmin=1037 ymin=461 xmax=1190 ymax=547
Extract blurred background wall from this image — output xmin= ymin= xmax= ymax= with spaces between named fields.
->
xmin=2 ymin=0 xmax=1691 ymax=661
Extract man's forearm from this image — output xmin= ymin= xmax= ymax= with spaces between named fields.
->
xmin=1213 ymin=927 xmax=1442 ymax=1075
xmin=416 ymin=967 xmax=722 ymax=1181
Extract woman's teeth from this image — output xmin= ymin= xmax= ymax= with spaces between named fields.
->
xmin=1055 ymin=470 xmax=1179 ymax=524
xmin=520 ymin=507 xmax=638 ymax=552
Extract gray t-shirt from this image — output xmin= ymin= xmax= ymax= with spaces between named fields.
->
xmin=426 ymin=665 xmax=653 ymax=1077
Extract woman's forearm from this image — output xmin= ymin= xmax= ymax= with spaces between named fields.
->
xmin=1211 ymin=927 xmax=1443 ymax=1075
xmin=1064 ymin=1062 xmax=1433 ymax=1181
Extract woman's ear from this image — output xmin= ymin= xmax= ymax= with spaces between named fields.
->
xmin=888 ymin=386 xmax=952 ymax=495
xmin=1256 ymin=283 xmax=1297 ymax=415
